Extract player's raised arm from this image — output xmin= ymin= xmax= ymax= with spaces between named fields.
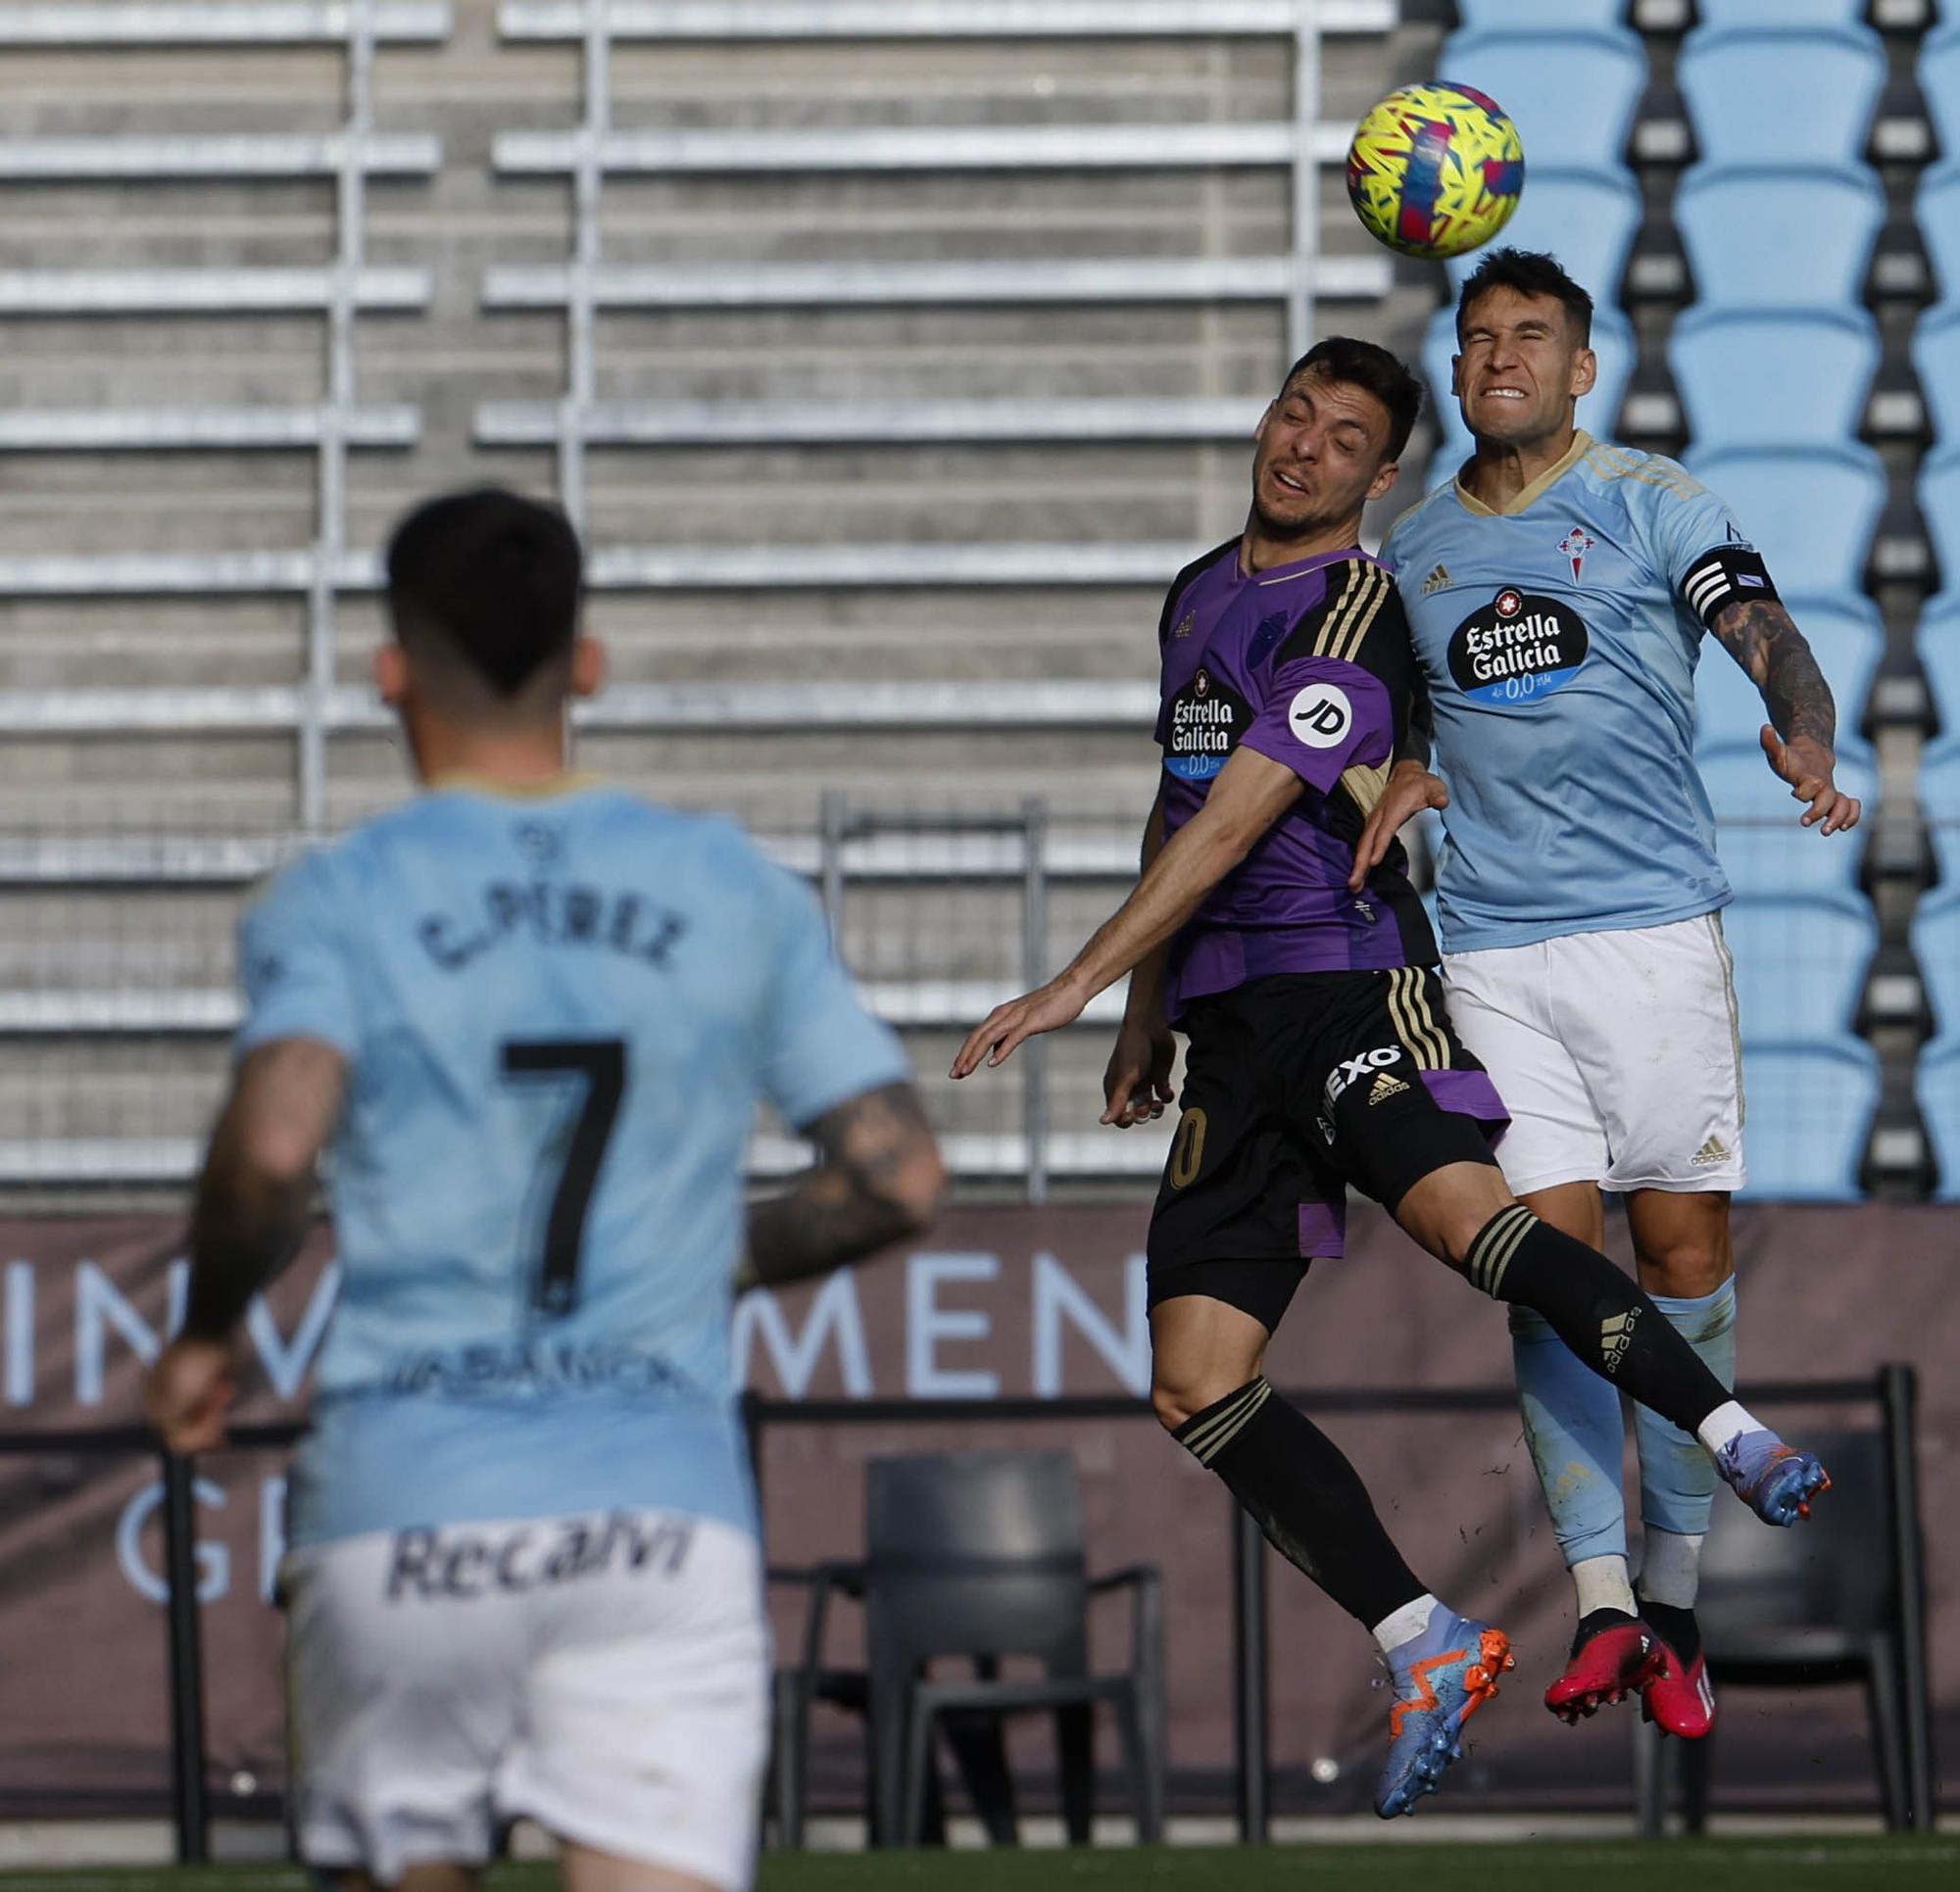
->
xmin=743 ymin=1080 xmax=944 ymax=1289
xmin=146 ymin=1036 xmax=348 ymax=1452
xmin=1706 ymin=592 xmax=1861 ymax=835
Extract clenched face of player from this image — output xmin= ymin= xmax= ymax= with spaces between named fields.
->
xmin=1451 ymin=283 xmax=1597 ymax=451
xmin=1249 ymin=364 xmax=1402 ymax=546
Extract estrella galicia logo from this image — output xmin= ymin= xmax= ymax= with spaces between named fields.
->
xmin=1447 ymin=587 xmax=1591 ymax=705
xmin=1163 ymin=666 xmax=1250 ymax=782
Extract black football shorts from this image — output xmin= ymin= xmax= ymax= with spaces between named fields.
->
xmin=1146 ymin=966 xmax=1510 ymax=1331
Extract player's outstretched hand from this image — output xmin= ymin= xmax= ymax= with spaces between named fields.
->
xmin=1760 ymin=724 xmax=1861 ymax=836
xmin=1101 ymin=1016 xmax=1177 ymax=1127
xmin=145 ymin=1334 xmax=238 ymax=1455
xmin=1348 ymin=759 xmax=1449 ymax=892
xmin=951 ymin=978 xmax=1090 ymax=1078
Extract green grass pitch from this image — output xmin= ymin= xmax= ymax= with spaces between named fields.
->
xmin=0 ymin=1842 xmax=1953 ymax=1892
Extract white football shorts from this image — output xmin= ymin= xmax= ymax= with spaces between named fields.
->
xmin=1441 ymin=911 xmax=1746 ymax=1197
xmin=283 ymin=1507 xmax=768 ymax=1890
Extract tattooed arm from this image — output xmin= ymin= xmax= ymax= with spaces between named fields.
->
xmin=1710 ymin=596 xmax=1862 ymax=836
xmin=743 ymin=1080 xmax=945 ymax=1290
xmin=145 ymin=1037 xmax=347 ymax=1451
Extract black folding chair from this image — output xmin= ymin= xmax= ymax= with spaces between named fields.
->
xmin=769 ymin=1450 xmax=1166 ymax=1849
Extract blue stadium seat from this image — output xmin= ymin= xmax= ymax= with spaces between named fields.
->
xmin=1722 ymin=892 xmax=1875 ymax=1045
xmin=1422 ymin=305 xmax=1632 ymax=475
xmin=1921 ymin=446 xmax=1960 ymax=592
xmin=1909 ymin=889 xmax=1960 ymax=1051
xmin=1676 ymin=165 xmax=1885 ymax=310
xmin=1917 ymin=1043 xmax=1960 ymax=1201
xmin=1916 ymin=592 xmax=1960 ymax=737
xmin=1452 ymin=0 xmax=1627 ymax=26
xmin=1680 ymin=25 xmax=1886 ymax=169
xmin=1922 ymin=24 xmax=1960 ymax=171
xmin=1716 ymin=0 xmax=1884 ymax=22
xmin=1739 ymin=1042 xmax=1877 ymax=1200
xmin=1918 ymin=163 xmax=1960 ymax=308
xmin=1921 ymin=737 xmax=1960 ymax=889
xmin=1445 ymin=167 xmax=1642 ymax=309
xmin=1440 ymin=27 xmax=1646 ymax=172
xmin=1670 ymin=307 xmax=1879 ymax=451
xmin=1694 ymin=596 xmax=1883 ymax=758
xmin=1700 ymin=741 xmax=1876 ymax=897
xmin=1685 ymin=445 xmax=1886 ymax=600
xmin=1911 ymin=304 xmax=1960 ymax=445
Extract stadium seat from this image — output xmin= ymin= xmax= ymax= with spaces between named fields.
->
xmin=1918 ymin=1042 xmax=1960 ymax=1201
xmin=1910 ymin=889 xmax=1960 ymax=1050
xmin=1685 ymin=445 xmax=1886 ymax=600
xmin=1920 ymin=446 xmax=1960 ymax=593
xmin=1440 ymin=27 xmax=1647 ymax=172
xmin=1911 ymin=304 xmax=1960 ymax=445
xmin=1670 ymin=307 xmax=1880 ymax=451
xmin=1694 ymin=596 xmax=1883 ymax=756
xmin=1422 ymin=305 xmax=1633 ymax=475
xmin=1721 ymin=892 xmax=1875 ymax=1046
xmin=1679 ymin=26 xmax=1887 ymax=170
xmin=1921 ymin=24 xmax=1960 ymax=171
xmin=1445 ymin=167 xmax=1642 ymax=309
xmin=1734 ymin=1041 xmax=1879 ymax=1199
xmin=1920 ymin=736 xmax=1960 ymax=888
xmin=1699 ymin=741 xmax=1876 ymax=898
xmin=1916 ymin=592 xmax=1960 ymax=736
xmin=1707 ymin=0 xmax=1887 ymax=23
xmin=1918 ymin=163 xmax=1960 ymax=308
xmin=1451 ymin=0 xmax=1627 ymax=27
xmin=1675 ymin=165 xmax=1886 ymax=311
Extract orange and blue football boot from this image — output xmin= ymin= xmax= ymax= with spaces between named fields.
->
xmin=1715 ymin=1429 xmax=1831 ymax=1526
xmin=1544 ymin=1609 xmax=1665 ymax=1723
xmin=1374 ymin=1608 xmax=1514 ymax=1818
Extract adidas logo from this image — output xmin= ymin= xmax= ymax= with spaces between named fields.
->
xmin=1368 ymin=1072 xmax=1409 ymax=1105
xmin=1421 ymin=563 xmax=1451 ymax=595
xmin=1691 ymin=1135 xmax=1731 ymax=1167
xmin=1600 ymin=1307 xmax=1642 ymax=1375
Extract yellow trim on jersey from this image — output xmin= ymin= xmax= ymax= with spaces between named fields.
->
xmin=1582 ymin=440 xmax=1706 ymax=501
xmin=1453 ymin=429 xmax=1593 ymax=519
xmin=1341 ymin=759 xmax=1389 ymax=816
xmin=1330 ymin=564 xmax=1391 ymax=666
xmin=1310 ymin=561 xmax=1366 ymax=654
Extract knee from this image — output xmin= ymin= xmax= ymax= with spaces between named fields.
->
xmin=1151 ymin=1360 xmax=1261 ymax=1435
xmin=1636 ymin=1236 xmax=1731 ymax=1300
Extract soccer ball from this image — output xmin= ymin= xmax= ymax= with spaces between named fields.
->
xmin=1346 ymin=82 xmax=1525 ymax=261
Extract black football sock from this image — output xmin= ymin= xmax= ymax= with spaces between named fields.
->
xmin=1464 ymin=1206 xmax=1730 ymax=1436
xmin=1638 ymin=1595 xmax=1703 ymax=1667
xmin=1174 ymin=1377 xmax=1427 ymax=1629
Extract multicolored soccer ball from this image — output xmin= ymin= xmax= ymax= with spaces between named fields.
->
xmin=1346 ymin=82 xmax=1525 ymax=261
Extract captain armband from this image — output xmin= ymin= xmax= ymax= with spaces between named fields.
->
xmin=1680 ymin=545 xmax=1780 ymax=631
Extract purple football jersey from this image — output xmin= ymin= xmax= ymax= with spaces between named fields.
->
xmin=1155 ymin=539 xmax=1437 ymax=1020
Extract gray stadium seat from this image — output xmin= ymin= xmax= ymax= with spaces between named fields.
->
xmin=1439 ymin=26 xmax=1647 ymax=172
xmin=1670 ymin=307 xmax=1880 ymax=451
xmin=1736 ymin=1042 xmax=1879 ymax=1199
xmin=1917 ymin=1042 xmax=1960 ymax=1201
xmin=1445 ymin=167 xmax=1642 ymax=308
xmin=1920 ymin=23 xmax=1960 ymax=170
xmin=1701 ymin=741 xmax=1876 ymax=898
xmin=1421 ymin=305 xmax=1633 ymax=475
xmin=1917 ymin=163 xmax=1960 ymax=308
xmin=1676 ymin=165 xmax=1886 ymax=310
xmin=1693 ymin=597 xmax=1883 ymax=757
xmin=1911 ymin=304 xmax=1960 ymax=445
xmin=1686 ymin=445 xmax=1887 ymax=600
xmin=1920 ymin=446 xmax=1960 ymax=591
xmin=1680 ymin=24 xmax=1887 ymax=169
xmin=1722 ymin=892 xmax=1876 ymax=1046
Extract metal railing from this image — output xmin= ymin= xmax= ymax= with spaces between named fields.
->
xmin=0 ymin=1363 xmax=1933 ymax=1857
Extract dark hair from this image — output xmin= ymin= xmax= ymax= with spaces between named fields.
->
xmin=385 ymin=487 xmax=584 ymax=699
xmin=1454 ymin=247 xmax=1593 ymax=347
xmin=1278 ymin=335 xmax=1424 ymax=461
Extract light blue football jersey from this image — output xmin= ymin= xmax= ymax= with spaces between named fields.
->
xmin=235 ymin=779 xmax=908 ymax=1548
xmin=1381 ymin=432 xmax=1758 ymax=952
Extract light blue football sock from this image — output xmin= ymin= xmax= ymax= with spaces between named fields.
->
xmin=1635 ymin=1278 xmax=1738 ymax=1545
xmin=1510 ymin=1301 xmax=1628 ymax=1569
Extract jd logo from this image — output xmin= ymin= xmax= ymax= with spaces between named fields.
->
xmin=1287 ymin=682 xmax=1353 ymax=750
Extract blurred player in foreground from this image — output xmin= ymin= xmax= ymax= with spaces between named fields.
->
xmin=1362 ymin=249 xmax=1849 ymax=1739
xmin=146 ymin=489 xmax=943 ymax=1892
xmin=952 ymin=338 xmax=1830 ymax=1818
